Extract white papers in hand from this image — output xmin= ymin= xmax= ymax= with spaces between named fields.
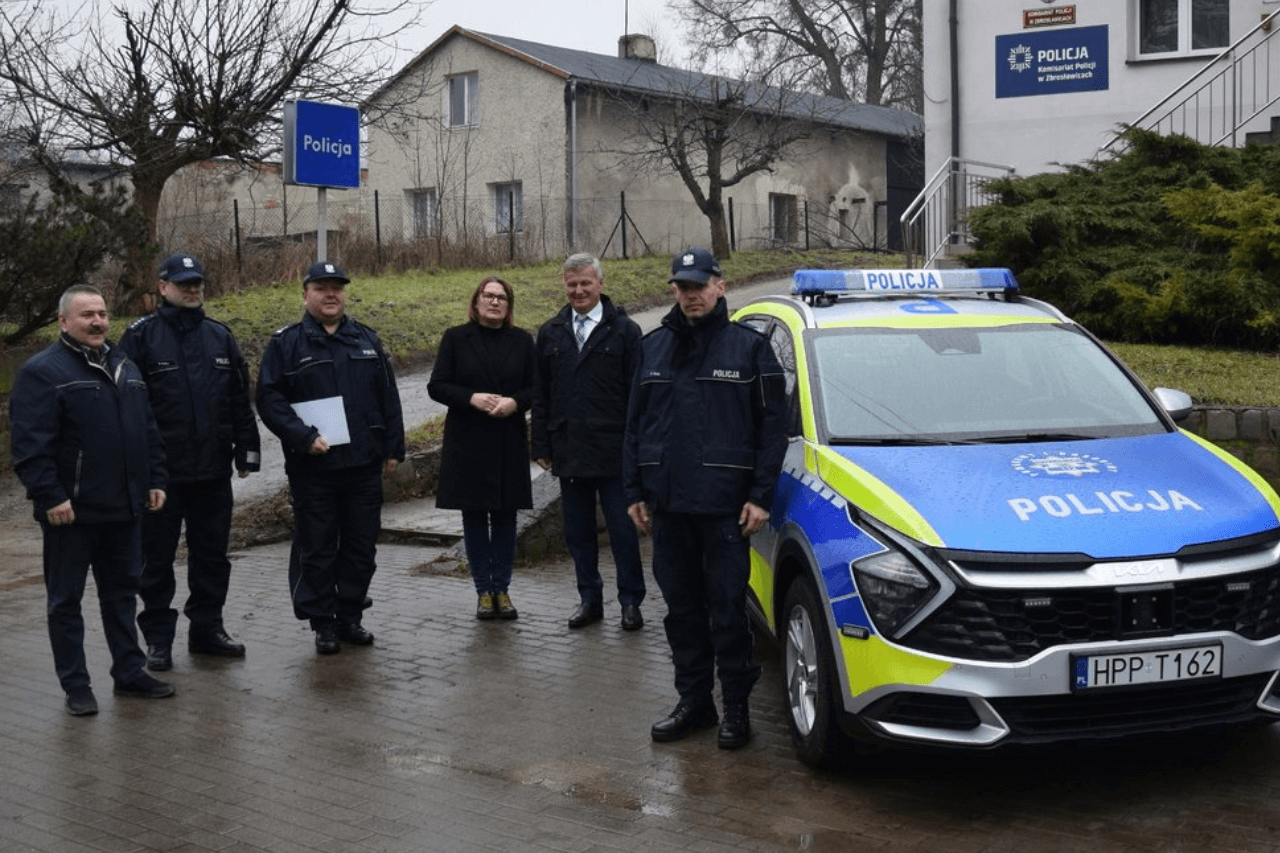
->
xmin=290 ymin=396 xmax=351 ymax=445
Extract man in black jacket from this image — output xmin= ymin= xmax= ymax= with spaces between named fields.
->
xmin=11 ymin=284 xmax=175 ymax=715
xmin=624 ymin=248 xmax=787 ymax=750
xmin=532 ymin=253 xmax=645 ymax=631
xmin=119 ymin=253 xmax=261 ymax=671
xmin=256 ymin=261 xmax=405 ymax=655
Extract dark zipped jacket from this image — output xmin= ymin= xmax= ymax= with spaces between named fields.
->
xmin=623 ymin=297 xmax=788 ymax=516
xmin=530 ymin=295 xmax=641 ymax=478
xmin=10 ymin=335 xmax=167 ymax=523
xmin=256 ymin=313 xmax=406 ymax=476
xmin=118 ymin=303 xmax=260 ymax=484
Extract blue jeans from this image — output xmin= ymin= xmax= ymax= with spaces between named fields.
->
xmin=462 ymin=510 xmax=517 ymax=595
xmin=651 ymin=511 xmax=760 ymax=707
xmin=42 ymin=519 xmax=148 ymax=691
xmin=560 ymin=475 xmax=645 ymax=608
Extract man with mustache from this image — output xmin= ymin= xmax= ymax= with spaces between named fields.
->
xmin=10 ymin=284 xmax=174 ymax=715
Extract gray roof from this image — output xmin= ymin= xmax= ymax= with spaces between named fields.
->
xmin=375 ymin=26 xmax=921 ymax=141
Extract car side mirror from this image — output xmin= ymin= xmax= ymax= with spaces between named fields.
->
xmin=1153 ymin=387 xmax=1193 ymax=422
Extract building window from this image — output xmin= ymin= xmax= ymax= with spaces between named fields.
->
xmin=408 ymin=188 xmax=438 ymax=238
xmin=1137 ymin=0 xmax=1229 ymax=56
xmin=770 ymin=193 xmax=798 ymax=243
xmin=493 ymin=182 xmax=522 ymax=233
xmin=447 ymin=72 xmax=479 ymax=128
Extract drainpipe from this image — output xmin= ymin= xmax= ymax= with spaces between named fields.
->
xmin=950 ymin=0 xmax=960 ymax=160
xmin=569 ymin=80 xmax=578 ymax=248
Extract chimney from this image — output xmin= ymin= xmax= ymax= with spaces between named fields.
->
xmin=618 ymin=34 xmax=657 ymax=62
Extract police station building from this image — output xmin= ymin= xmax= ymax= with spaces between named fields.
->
xmin=922 ymin=0 xmax=1280 ymax=177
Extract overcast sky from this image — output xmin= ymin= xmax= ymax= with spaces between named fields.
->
xmin=387 ymin=0 xmax=684 ymax=63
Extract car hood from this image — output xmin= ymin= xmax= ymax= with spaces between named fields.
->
xmin=829 ymin=432 xmax=1280 ymax=558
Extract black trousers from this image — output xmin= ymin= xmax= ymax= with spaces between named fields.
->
xmin=137 ymin=478 xmax=234 ymax=645
xmin=651 ymin=510 xmax=760 ymax=708
xmin=42 ymin=519 xmax=147 ymax=691
xmin=287 ymin=462 xmax=383 ymax=628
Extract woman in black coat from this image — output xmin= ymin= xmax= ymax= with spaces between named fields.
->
xmin=428 ymin=276 xmax=535 ymax=620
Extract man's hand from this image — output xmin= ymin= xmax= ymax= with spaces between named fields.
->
xmin=237 ymin=469 xmax=251 ymax=479
xmin=308 ymin=436 xmax=330 ymax=455
xmin=628 ymin=501 xmax=650 ymax=535
xmin=384 ymin=458 xmax=399 ymax=475
xmin=46 ymin=500 xmax=74 ymax=527
xmin=534 ymin=457 xmax=552 ymax=471
xmin=148 ymin=489 xmax=166 ymax=512
xmin=739 ymin=501 xmax=769 ymax=536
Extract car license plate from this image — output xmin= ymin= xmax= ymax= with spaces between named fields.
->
xmin=1071 ymin=643 xmax=1222 ymax=691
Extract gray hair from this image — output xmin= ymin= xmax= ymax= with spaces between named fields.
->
xmin=562 ymin=252 xmax=603 ymax=279
xmin=58 ymin=284 xmax=105 ymax=317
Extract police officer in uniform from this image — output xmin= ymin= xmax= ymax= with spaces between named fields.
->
xmin=256 ymin=261 xmax=405 ymax=654
xmin=119 ymin=253 xmax=261 ymax=670
xmin=624 ymin=248 xmax=787 ymax=750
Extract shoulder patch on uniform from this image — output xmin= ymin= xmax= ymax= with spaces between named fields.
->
xmin=272 ymin=321 xmax=300 ymax=336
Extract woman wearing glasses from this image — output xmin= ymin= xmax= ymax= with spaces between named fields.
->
xmin=428 ymin=276 xmax=535 ymax=620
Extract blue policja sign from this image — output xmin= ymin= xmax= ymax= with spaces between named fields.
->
xmin=996 ymin=25 xmax=1108 ymax=99
xmin=283 ymin=100 xmax=360 ymax=189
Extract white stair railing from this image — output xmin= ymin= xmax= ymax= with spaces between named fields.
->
xmin=901 ymin=157 xmax=1015 ymax=269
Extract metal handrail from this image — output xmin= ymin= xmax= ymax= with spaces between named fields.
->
xmin=901 ymin=157 xmax=1015 ymax=268
xmin=1100 ymin=9 xmax=1280 ymax=154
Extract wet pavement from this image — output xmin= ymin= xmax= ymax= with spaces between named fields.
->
xmin=5 ymin=532 xmax=1280 ymax=852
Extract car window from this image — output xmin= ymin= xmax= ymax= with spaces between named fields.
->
xmin=809 ymin=323 xmax=1164 ymax=442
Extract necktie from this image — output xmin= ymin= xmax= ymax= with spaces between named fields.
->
xmin=575 ymin=314 xmax=589 ymax=350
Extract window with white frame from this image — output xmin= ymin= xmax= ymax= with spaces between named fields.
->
xmin=446 ymin=72 xmax=479 ymax=128
xmin=492 ymin=182 xmax=523 ymax=234
xmin=770 ymin=193 xmax=798 ymax=242
xmin=408 ymin=188 xmax=438 ymax=239
xmin=1136 ymin=0 xmax=1229 ymax=57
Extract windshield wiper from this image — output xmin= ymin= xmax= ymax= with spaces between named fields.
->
xmin=830 ymin=436 xmax=978 ymax=446
xmin=980 ymin=432 xmax=1096 ymax=444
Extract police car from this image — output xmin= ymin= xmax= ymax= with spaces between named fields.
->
xmin=733 ymin=267 xmax=1280 ymax=766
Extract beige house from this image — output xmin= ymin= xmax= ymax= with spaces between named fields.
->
xmin=362 ymin=26 xmax=923 ymax=259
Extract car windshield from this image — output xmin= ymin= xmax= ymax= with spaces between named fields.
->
xmin=810 ymin=322 xmax=1165 ymax=444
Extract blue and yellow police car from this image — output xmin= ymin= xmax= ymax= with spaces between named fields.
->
xmin=733 ymin=267 xmax=1280 ymax=766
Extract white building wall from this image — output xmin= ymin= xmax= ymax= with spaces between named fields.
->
xmin=924 ymin=0 xmax=1279 ymax=178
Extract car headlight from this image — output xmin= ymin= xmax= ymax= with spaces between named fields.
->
xmin=852 ymin=550 xmax=940 ymax=637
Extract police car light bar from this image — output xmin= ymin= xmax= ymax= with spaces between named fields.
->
xmin=792 ymin=268 xmax=1019 ymax=303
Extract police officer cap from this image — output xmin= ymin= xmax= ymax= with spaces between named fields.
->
xmin=669 ymin=247 xmax=723 ymax=286
xmin=303 ymin=260 xmax=350 ymax=286
xmin=159 ymin=253 xmax=204 ymax=283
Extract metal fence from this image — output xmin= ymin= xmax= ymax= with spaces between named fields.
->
xmin=155 ymin=190 xmax=897 ymax=287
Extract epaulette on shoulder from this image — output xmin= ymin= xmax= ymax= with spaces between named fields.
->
xmin=271 ymin=321 xmax=301 ymax=336
xmin=127 ymin=314 xmax=157 ymax=330
xmin=205 ymin=316 xmax=234 ymax=333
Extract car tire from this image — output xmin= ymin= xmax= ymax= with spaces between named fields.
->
xmin=781 ymin=574 xmax=847 ymax=768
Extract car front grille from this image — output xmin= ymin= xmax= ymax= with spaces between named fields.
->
xmin=990 ymin=674 xmax=1277 ymax=742
xmin=904 ymin=562 xmax=1280 ymax=662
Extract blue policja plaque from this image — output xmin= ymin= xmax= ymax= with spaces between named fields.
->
xmin=283 ymin=100 xmax=360 ymax=189
xmin=995 ymin=25 xmax=1108 ymax=99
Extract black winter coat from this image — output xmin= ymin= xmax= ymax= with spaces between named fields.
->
xmin=530 ymin=295 xmax=641 ymax=478
xmin=10 ymin=335 xmax=167 ymax=523
xmin=118 ymin=303 xmax=260 ymax=484
xmin=256 ymin=313 xmax=405 ymax=476
xmin=428 ymin=322 xmax=535 ymax=511
xmin=623 ymin=298 xmax=788 ymax=516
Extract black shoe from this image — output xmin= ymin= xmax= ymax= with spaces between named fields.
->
xmin=65 ymin=687 xmax=98 ymax=716
xmin=189 ymin=629 xmax=246 ymax=658
xmin=651 ymin=702 xmax=718 ymax=743
xmin=338 ymin=622 xmax=375 ymax=645
xmin=620 ymin=605 xmax=644 ymax=631
xmin=314 ymin=624 xmax=341 ymax=654
xmin=146 ymin=643 xmax=173 ymax=671
xmin=718 ymin=702 xmax=751 ymax=750
xmin=568 ymin=601 xmax=603 ymax=629
xmin=476 ymin=593 xmax=497 ymax=620
xmin=113 ymin=673 xmax=175 ymax=699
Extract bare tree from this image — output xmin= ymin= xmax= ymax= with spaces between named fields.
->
xmin=603 ymin=73 xmax=828 ymax=260
xmin=0 ymin=0 xmax=419 ymax=308
xmin=672 ymin=0 xmax=922 ymax=112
